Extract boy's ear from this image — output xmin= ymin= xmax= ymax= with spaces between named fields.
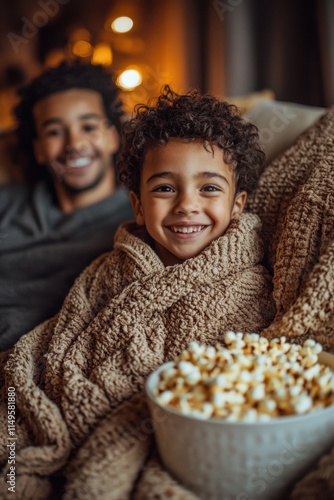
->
xmin=129 ymin=191 xmax=145 ymax=225
xmin=231 ymin=191 xmax=247 ymax=219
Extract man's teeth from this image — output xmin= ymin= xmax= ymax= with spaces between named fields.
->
xmin=170 ymin=226 xmax=204 ymax=233
xmin=66 ymin=157 xmax=92 ymax=168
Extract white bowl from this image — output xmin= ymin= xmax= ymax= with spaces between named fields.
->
xmin=145 ymin=351 xmax=334 ymax=500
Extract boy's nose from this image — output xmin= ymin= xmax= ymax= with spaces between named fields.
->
xmin=175 ymin=192 xmax=200 ymax=215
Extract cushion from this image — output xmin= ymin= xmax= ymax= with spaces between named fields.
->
xmin=245 ymin=99 xmax=325 ymax=166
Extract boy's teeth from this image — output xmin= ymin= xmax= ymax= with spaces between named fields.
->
xmin=66 ymin=157 xmax=91 ymax=168
xmin=171 ymin=226 xmax=203 ymax=233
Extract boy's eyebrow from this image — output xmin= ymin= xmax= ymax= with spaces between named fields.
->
xmin=146 ymin=171 xmax=173 ymax=183
xmin=199 ymin=171 xmax=230 ymax=185
xmin=40 ymin=113 xmax=103 ymax=129
xmin=146 ymin=171 xmax=230 ymax=185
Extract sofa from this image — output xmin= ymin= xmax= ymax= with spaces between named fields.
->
xmin=245 ymin=99 xmax=325 ymax=167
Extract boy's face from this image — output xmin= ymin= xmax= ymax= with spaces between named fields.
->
xmin=33 ymin=88 xmax=119 ymax=195
xmin=130 ymin=139 xmax=247 ymax=266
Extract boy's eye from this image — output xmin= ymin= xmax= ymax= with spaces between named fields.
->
xmin=201 ymin=184 xmax=221 ymax=192
xmin=152 ymin=185 xmax=175 ymax=193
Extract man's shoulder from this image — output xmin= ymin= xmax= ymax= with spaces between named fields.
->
xmin=107 ymin=187 xmax=132 ymax=208
xmin=85 ymin=187 xmax=134 ymax=222
xmin=0 ymin=183 xmax=30 ymax=212
xmin=0 ymin=182 xmax=29 ymax=196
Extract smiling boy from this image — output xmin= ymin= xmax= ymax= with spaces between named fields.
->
xmin=129 ymin=139 xmax=247 ymax=266
xmin=119 ymin=86 xmax=262 ymax=271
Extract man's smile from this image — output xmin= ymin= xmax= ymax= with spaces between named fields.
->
xmin=65 ymin=156 xmax=95 ymax=168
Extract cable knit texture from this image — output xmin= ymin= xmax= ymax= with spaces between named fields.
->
xmin=0 ymin=212 xmax=274 ymax=499
xmin=248 ymin=107 xmax=334 ymax=499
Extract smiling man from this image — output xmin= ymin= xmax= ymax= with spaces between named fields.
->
xmin=0 ymin=61 xmax=133 ymax=350
xmin=32 ymin=87 xmax=119 ymax=213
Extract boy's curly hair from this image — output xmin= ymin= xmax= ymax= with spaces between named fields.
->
xmin=117 ymin=85 xmax=264 ymax=197
xmin=14 ymin=60 xmax=123 ymax=183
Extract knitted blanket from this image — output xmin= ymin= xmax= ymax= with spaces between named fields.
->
xmin=248 ymin=107 xmax=334 ymax=498
xmin=0 ymin=213 xmax=274 ymax=499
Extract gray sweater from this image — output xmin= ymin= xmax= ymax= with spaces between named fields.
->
xmin=0 ymin=181 xmax=133 ymax=351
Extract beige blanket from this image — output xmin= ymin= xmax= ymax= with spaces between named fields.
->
xmin=0 ymin=213 xmax=274 ymax=499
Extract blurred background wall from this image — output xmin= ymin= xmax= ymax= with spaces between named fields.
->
xmin=0 ymin=0 xmax=333 ymax=129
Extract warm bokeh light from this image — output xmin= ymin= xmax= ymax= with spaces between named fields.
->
xmin=117 ymin=68 xmax=142 ymax=90
xmin=111 ymin=16 xmax=134 ymax=33
xmin=72 ymin=40 xmax=93 ymax=58
xmin=91 ymin=43 xmax=113 ymax=66
xmin=112 ymin=36 xmax=145 ymax=54
xmin=44 ymin=49 xmax=66 ymax=68
xmin=70 ymin=28 xmax=91 ymax=42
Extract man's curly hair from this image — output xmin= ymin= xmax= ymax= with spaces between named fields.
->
xmin=117 ymin=85 xmax=264 ymax=197
xmin=14 ymin=60 xmax=123 ymax=183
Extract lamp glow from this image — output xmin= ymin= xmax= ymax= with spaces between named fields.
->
xmin=91 ymin=43 xmax=113 ymax=66
xmin=72 ymin=40 xmax=92 ymax=58
xmin=117 ymin=69 xmax=142 ymax=90
xmin=111 ymin=16 xmax=133 ymax=33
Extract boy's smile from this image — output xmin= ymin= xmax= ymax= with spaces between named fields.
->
xmin=130 ymin=139 xmax=247 ymax=266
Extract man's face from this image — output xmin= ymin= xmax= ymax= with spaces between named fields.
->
xmin=130 ymin=139 xmax=247 ymax=266
xmin=33 ymin=88 xmax=119 ymax=194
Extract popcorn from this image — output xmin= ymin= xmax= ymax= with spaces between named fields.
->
xmin=154 ymin=334 xmax=334 ymax=422
xmin=249 ymin=384 xmax=265 ymax=402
